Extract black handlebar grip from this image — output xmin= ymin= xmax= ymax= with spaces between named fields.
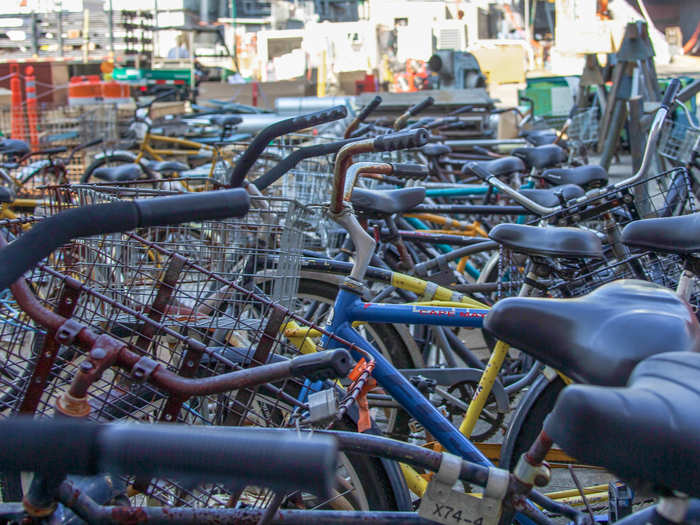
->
xmin=100 ymin=424 xmax=338 ymax=498
xmin=390 ymin=163 xmax=429 ymax=179
xmin=135 ymin=188 xmax=250 ymax=228
xmin=40 ymin=146 xmax=68 ymax=155
xmin=408 ymin=96 xmax=435 ymax=116
xmin=253 ymin=137 xmax=359 ymax=190
xmin=230 ymin=105 xmax=348 ymax=187
xmin=568 ymin=105 xmax=579 ymax=119
xmin=291 ymin=106 xmax=348 ymax=131
xmin=289 ymin=349 xmax=353 ymax=381
xmin=661 ymin=78 xmax=682 ymax=110
xmin=357 ymin=96 xmax=382 ymax=123
xmin=0 ymin=190 xmax=250 ymax=290
xmin=464 ymin=162 xmax=493 ymax=181
xmin=373 ymin=129 xmax=429 ymax=152
xmin=449 ymin=105 xmax=474 ymax=116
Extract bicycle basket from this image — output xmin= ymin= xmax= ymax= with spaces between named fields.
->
xmin=0 ymin=208 xmax=363 ymax=509
xmin=659 ymin=119 xmax=700 ymax=165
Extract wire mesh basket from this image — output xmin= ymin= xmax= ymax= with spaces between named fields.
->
xmin=546 ymin=250 xmax=691 ymax=299
xmin=566 ymin=106 xmax=599 ymax=146
xmin=539 ymin=167 xmax=696 ymax=228
xmin=46 ymin=184 xmax=311 ymax=310
xmin=0 ymin=206 xmax=364 ymax=509
xmin=491 ymin=168 xmax=699 ymax=298
xmin=659 ymin=119 xmax=700 ymax=165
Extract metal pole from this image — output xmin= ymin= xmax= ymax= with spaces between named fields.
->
xmin=108 ymin=0 xmax=114 ymax=54
xmin=57 ymin=6 xmax=64 ymax=57
xmin=30 ymin=12 xmax=39 ymax=56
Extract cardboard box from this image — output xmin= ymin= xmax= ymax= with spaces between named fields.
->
xmin=470 ymin=41 xmax=527 ymax=85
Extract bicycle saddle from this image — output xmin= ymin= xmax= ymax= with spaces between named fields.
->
xmin=420 ymin=144 xmax=451 ymax=157
xmin=512 ymin=145 xmax=567 ymax=170
xmin=545 ymin=351 xmax=700 ymax=496
xmin=463 ymin=156 xmax=525 ymax=178
xmin=484 ymin=279 xmax=700 ymax=386
xmin=520 ymin=129 xmax=559 ymax=147
xmin=0 ymin=139 xmax=30 ymax=158
xmin=144 ymin=160 xmax=189 ymax=173
xmin=351 ymin=187 xmax=426 ymax=215
xmin=0 ymin=186 xmax=14 ymax=204
xmin=92 ymin=164 xmax=142 ymax=183
xmin=622 ymin=213 xmax=700 ymax=255
xmin=210 ymin=115 xmax=243 ymax=128
xmin=488 ymin=223 xmax=602 ymax=258
xmin=542 ymin=165 xmax=608 ymax=189
xmin=519 ymin=184 xmax=584 ymax=208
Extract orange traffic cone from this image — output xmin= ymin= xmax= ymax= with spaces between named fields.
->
xmin=10 ymin=63 xmax=26 ymax=141
xmin=25 ymin=66 xmax=39 ymax=149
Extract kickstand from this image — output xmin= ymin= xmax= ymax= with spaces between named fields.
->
xmin=568 ymin=464 xmax=596 ymax=524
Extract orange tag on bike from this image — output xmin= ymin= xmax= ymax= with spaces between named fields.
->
xmin=348 ymin=358 xmax=367 ymax=382
xmin=357 ymin=377 xmax=377 ymax=433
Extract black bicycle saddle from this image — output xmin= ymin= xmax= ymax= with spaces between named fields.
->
xmin=463 ymin=156 xmax=525 ymax=178
xmin=519 ymin=184 xmax=584 ymax=208
xmin=545 ymin=351 xmax=700 ymax=496
xmin=92 ymin=164 xmax=142 ymax=183
xmin=484 ymin=279 xmax=700 ymax=386
xmin=351 ymin=187 xmax=426 ymax=215
xmin=512 ymin=145 xmax=567 ymax=170
xmin=542 ymin=165 xmax=608 ymax=189
xmin=488 ymin=223 xmax=602 ymax=259
xmin=622 ymin=213 xmax=700 ymax=255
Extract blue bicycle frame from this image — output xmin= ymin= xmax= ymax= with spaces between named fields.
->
xmin=320 ymin=286 xmax=491 ymax=465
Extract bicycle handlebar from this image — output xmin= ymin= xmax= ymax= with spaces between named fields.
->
xmin=661 ymin=78 xmax=682 ymax=110
xmin=344 ymin=96 xmax=382 ymax=138
xmin=137 ymin=88 xmax=178 ymax=109
xmin=0 ymin=189 xmax=250 ymax=290
xmin=229 ymin=105 xmax=348 ymax=187
xmin=0 ymin=418 xmax=337 ymax=497
xmin=252 ymin=136 xmax=362 ymax=191
xmin=393 ymin=96 xmax=435 ymax=130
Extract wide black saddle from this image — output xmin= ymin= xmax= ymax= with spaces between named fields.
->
xmin=92 ymin=164 xmax=142 ymax=183
xmin=462 ymin=156 xmax=525 ymax=178
xmin=484 ymin=279 xmax=700 ymax=386
xmin=519 ymin=184 xmax=584 ymax=208
xmin=489 ymin=223 xmax=603 ymax=259
xmin=512 ymin=145 xmax=567 ymax=170
xmin=545 ymin=351 xmax=700 ymax=496
xmin=542 ymin=165 xmax=608 ymax=189
xmin=622 ymin=213 xmax=700 ymax=255
xmin=350 ymin=187 xmax=426 ymax=215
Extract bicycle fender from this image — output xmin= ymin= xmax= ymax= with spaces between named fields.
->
xmin=398 ymin=367 xmax=509 ymax=413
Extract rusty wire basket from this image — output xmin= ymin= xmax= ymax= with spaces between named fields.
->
xmin=0 ymin=203 xmax=368 ymax=509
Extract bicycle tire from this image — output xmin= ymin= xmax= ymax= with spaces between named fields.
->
xmin=499 ymin=374 xmax=565 ymax=471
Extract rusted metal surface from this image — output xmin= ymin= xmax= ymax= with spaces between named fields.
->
xmin=132 ymin=254 xmax=186 ymax=356
xmin=159 ymin=339 xmax=206 ymax=423
xmin=18 ymin=278 xmax=82 ymax=414
xmin=223 ymin=305 xmax=287 ymax=427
